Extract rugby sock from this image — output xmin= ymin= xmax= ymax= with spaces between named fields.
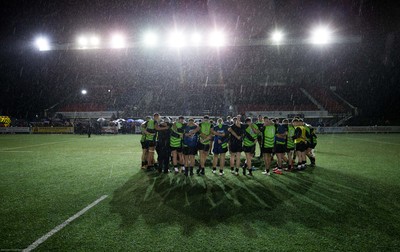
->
xmin=235 ymin=168 xmax=239 ymax=173
xmin=219 ymin=169 xmax=223 ymax=174
xmin=213 ymin=167 xmax=217 ymax=172
xmin=230 ymin=167 xmax=234 ymax=172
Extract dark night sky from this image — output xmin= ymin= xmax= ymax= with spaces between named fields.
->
xmin=0 ymin=0 xmax=399 ymax=120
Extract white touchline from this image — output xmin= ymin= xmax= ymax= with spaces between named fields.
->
xmin=0 ymin=151 xmax=34 ymax=153
xmin=23 ymin=195 xmax=108 ymax=252
xmin=0 ymin=140 xmax=75 ymax=151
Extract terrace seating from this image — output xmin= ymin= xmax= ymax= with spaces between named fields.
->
xmin=305 ymin=86 xmax=347 ymax=113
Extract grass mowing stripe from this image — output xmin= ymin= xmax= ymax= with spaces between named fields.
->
xmin=22 ymin=195 xmax=108 ymax=252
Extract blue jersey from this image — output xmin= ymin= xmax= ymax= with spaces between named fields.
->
xmin=213 ymin=124 xmax=229 ymax=146
xmin=183 ymin=125 xmax=198 ymax=147
xmin=275 ymin=124 xmax=287 ymax=145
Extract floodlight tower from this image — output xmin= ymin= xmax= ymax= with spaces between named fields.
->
xmin=35 ymin=37 xmax=50 ymax=51
xmin=271 ymin=30 xmax=284 ymax=44
xmin=310 ymin=26 xmax=332 ymax=45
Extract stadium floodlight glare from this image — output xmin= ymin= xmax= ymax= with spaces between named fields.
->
xmin=271 ymin=30 xmax=284 ymax=44
xmin=310 ymin=26 xmax=332 ymax=45
xmin=208 ymin=31 xmax=225 ymax=47
xmin=111 ymin=34 xmax=126 ymax=49
xmin=190 ymin=32 xmax=202 ymax=46
xmin=168 ymin=31 xmax=186 ymax=48
xmin=90 ymin=36 xmax=100 ymax=46
xmin=143 ymin=32 xmax=158 ymax=47
xmin=77 ymin=36 xmax=88 ymax=47
xmin=81 ymin=89 xmax=87 ymax=95
xmin=35 ymin=37 xmax=50 ymax=51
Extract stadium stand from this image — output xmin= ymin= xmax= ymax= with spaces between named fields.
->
xmin=304 ymin=86 xmax=348 ymax=114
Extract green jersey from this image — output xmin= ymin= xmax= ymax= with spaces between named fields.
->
xmin=287 ymin=124 xmax=295 ymax=149
xmin=170 ymin=122 xmax=184 ymax=148
xmin=305 ymin=125 xmax=312 ymax=143
xmin=262 ymin=124 xmax=276 ymax=148
xmin=243 ymin=124 xmax=259 ymax=147
xmin=199 ymin=122 xmax=212 ymax=144
xmin=144 ymin=119 xmax=157 ymax=141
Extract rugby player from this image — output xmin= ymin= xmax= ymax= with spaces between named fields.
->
xmin=156 ymin=117 xmax=171 ymax=174
xmin=142 ymin=113 xmax=169 ymax=171
xmin=140 ymin=116 xmax=150 ymax=169
xmin=242 ymin=117 xmax=260 ymax=176
xmin=306 ymin=124 xmax=317 ymax=166
xmin=283 ymin=119 xmax=295 ymax=171
xmin=182 ymin=118 xmax=200 ymax=176
xmin=170 ymin=116 xmax=186 ymax=174
xmin=292 ymin=118 xmax=309 ymax=170
xmin=211 ymin=118 xmax=229 ymax=176
xmin=197 ymin=115 xmax=212 ymax=175
xmin=255 ymin=115 xmax=264 ymax=158
xmin=228 ymin=116 xmax=244 ymax=175
xmin=260 ymin=117 xmax=275 ymax=176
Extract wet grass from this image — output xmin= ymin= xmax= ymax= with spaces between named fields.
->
xmin=1 ymin=134 xmax=400 ymax=251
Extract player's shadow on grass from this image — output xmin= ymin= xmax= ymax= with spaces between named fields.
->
xmin=110 ymin=166 xmax=400 ymax=240
xmin=109 ymin=168 xmax=315 ymax=236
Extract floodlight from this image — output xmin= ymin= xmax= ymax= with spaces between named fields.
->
xmin=271 ymin=30 xmax=284 ymax=44
xmin=35 ymin=37 xmax=50 ymax=51
xmin=90 ymin=36 xmax=100 ymax=46
xmin=208 ymin=31 xmax=225 ymax=47
xmin=111 ymin=34 xmax=126 ymax=48
xmin=143 ymin=32 xmax=158 ymax=47
xmin=81 ymin=89 xmax=87 ymax=95
xmin=77 ymin=36 xmax=88 ymax=47
xmin=310 ymin=26 xmax=332 ymax=45
xmin=190 ymin=32 xmax=202 ymax=46
xmin=168 ymin=31 xmax=186 ymax=48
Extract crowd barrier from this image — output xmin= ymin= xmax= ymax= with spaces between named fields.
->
xmin=101 ymin=126 xmax=119 ymax=134
xmin=0 ymin=127 xmax=30 ymax=133
xmin=32 ymin=127 xmax=74 ymax=134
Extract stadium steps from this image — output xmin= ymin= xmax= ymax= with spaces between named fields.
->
xmin=332 ymin=113 xmax=354 ymax=126
xmin=331 ymin=90 xmax=359 ymax=116
xmin=300 ymin=88 xmax=326 ymax=111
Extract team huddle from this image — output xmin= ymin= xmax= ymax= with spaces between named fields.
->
xmin=140 ymin=113 xmax=317 ymax=177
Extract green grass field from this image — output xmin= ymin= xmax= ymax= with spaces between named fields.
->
xmin=1 ymin=134 xmax=400 ymax=251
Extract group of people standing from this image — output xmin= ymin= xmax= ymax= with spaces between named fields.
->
xmin=140 ymin=113 xmax=317 ymax=177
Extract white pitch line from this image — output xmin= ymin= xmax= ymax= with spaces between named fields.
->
xmin=0 ymin=140 xmax=75 ymax=151
xmin=0 ymin=151 xmax=34 ymax=153
xmin=23 ymin=195 xmax=108 ymax=252
xmin=345 ymin=137 xmax=400 ymax=146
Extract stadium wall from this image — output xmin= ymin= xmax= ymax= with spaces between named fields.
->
xmin=32 ymin=127 xmax=74 ymax=134
xmin=245 ymin=110 xmax=331 ymax=118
